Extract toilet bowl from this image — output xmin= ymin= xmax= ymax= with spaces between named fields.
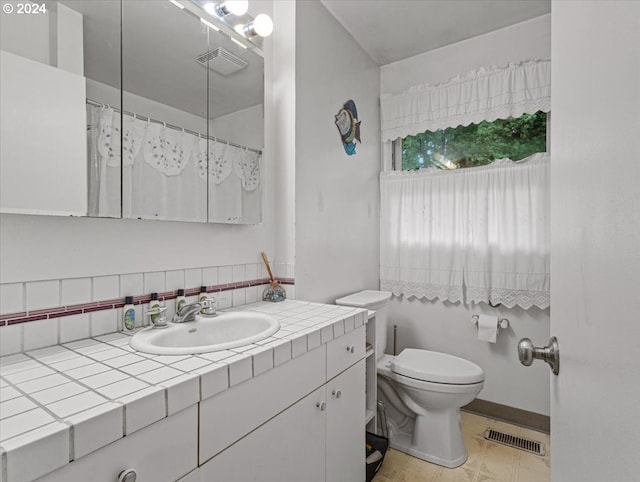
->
xmin=335 ymin=290 xmax=484 ymax=468
xmin=377 ymin=351 xmax=483 ymax=467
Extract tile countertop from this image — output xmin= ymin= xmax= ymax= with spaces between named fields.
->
xmin=0 ymin=300 xmax=368 ymax=481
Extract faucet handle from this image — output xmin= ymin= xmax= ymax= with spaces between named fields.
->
xmin=145 ymin=306 xmax=168 ymax=329
xmin=199 ymin=298 xmax=218 ymax=317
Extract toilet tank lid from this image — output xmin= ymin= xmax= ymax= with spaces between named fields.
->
xmin=335 ymin=290 xmax=392 ymax=308
xmin=391 ymin=349 xmax=484 ymax=384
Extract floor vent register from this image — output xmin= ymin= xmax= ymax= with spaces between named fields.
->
xmin=484 ymin=429 xmax=546 ymax=456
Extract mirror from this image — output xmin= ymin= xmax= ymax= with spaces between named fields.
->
xmin=0 ymin=0 xmax=264 ymax=224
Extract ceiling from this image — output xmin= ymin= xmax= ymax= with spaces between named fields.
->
xmin=320 ymin=0 xmax=551 ymax=65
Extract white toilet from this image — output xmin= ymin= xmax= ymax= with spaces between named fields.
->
xmin=335 ymin=290 xmax=484 ymax=468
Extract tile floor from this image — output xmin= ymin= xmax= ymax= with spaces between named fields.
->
xmin=374 ymin=411 xmax=550 ymax=482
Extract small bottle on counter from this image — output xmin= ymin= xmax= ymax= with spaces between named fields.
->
xmin=199 ymin=286 xmax=208 ymax=314
xmin=176 ymin=289 xmax=187 ymax=312
xmin=148 ymin=292 xmax=161 ymax=325
xmin=123 ymin=296 xmax=136 ymax=331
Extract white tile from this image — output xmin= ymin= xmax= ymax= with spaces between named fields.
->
xmin=232 ymin=264 xmax=245 ymax=282
xmin=103 ymin=353 xmax=145 ymax=368
xmin=218 ymin=266 xmax=232 ymax=284
xmin=2 ymin=422 xmax=69 ymax=482
xmin=25 ymin=280 xmax=60 ymax=311
xmin=80 ymin=370 xmax=128 ymax=389
xmin=232 ymin=288 xmax=246 ymax=306
xmin=0 ymin=397 xmax=37 ymax=420
xmin=0 ymin=353 xmax=30 ymax=367
xmin=245 ymin=263 xmax=258 ymax=280
xmin=197 ymin=350 xmax=235 ymax=362
xmin=333 ymin=319 xmax=345 ymax=338
xmin=291 ymin=335 xmax=308 ymax=359
xmin=0 ymin=324 xmax=23 ymax=356
xmin=137 ymin=366 xmax=183 ymax=384
xmin=152 ymin=354 xmax=191 ymax=364
xmin=344 ymin=315 xmax=355 ymax=332
xmin=185 ymin=268 xmax=202 ymax=289
xmin=65 ymin=362 xmax=110 ymax=379
xmin=0 ymin=408 xmax=55 ymax=440
xmin=27 ymin=345 xmax=76 ymax=363
xmin=159 ymin=374 xmax=199 ymax=415
xmin=0 ymin=358 xmax=41 ymax=376
xmin=0 ymin=386 xmax=21 ymax=401
xmin=249 ymin=346 xmax=273 ymax=376
xmin=143 ymin=271 xmax=165 ymax=294
xmin=195 ymin=363 xmax=228 ymax=400
xmin=118 ymin=359 xmax=164 ymax=376
xmin=3 ymin=365 xmax=55 ymax=384
xmin=217 ymin=294 xmax=232 ymax=310
xmin=90 ymin=310 xmax=118 ymax=336
xmin=64 ymin=338 xmax=109 ymax=354
xmin=170 ymin=357 xmax=210 ymax=372
xmin=50 ymin=355 xmax=91 ymax=372
xmin=23 ymin=318 xmax=59 ymax=351
xmin=286 ymin=263 xmax=295 ymax=278
xmin=0 ymin=283 xmax=24 ymax=315
xmin=47 ymin=391 xmax=109 ymax=418
xmin=225 ymin=355 xmax=252 ymax=386
xmin=96 ymin=377 xmax=149 ymax=399
xmin=66 ymin=402 xmax=123 ymax=459
xmin=121 ymin=386 xmax=165 ymax=434
xmin=284 ymin=285 xmax=295 ymax=300
xmin=307 ymin=330 xmax=321 ymax=350
xmin=321 ymin=325 xmax=334 ymax=344
xmin=119 ymin=273 xmax=143 ymax=298
xmin=60 ymin=278 xmax=92 ymax=306
xmin=245 ymin=286 xmax=258 ymax=304
xmin=59 ymin=313 xmax=90 ymax=343
xmin=30 ymin=382 xmax=88 ymax=405
xmin=95 ymin=332 xmax=132 ymax=346
xmin=92 ymin=275 xmax=119 ymax=301
xmin=202 ymin=267 xmax=218 ymax=286
xmin=89 ymin=347 xmax=129 ymax=361
xmin=165 ymin=270 xmax=186 ymax=291
xmin=272 ymin=339 xmax=292 ymax=367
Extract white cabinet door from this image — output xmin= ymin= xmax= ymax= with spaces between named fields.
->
xmin=37 ymin=405 xmax=198 ymax=482
xmin=326 ymin=359 xmax=365 ymax=482
xmin=199 ymin=386 xmax=326 ymax=482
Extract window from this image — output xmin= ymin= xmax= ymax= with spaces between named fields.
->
xmin=399 ymin=111 xmax=547 ymax=171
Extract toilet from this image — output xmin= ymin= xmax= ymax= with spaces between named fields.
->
xmin=335 ymin=290 xmax=484 ymax=468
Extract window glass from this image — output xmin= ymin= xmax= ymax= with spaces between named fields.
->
xmin=401 ymin=111 xmax=547 ymax=170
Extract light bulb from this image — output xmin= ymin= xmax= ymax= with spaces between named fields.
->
xmin=203 ymin=2 xmax=217 ymax=15
xmin=225 ymin=0 xmax=248 ymax=16
xmin=252 ymin=13 xmax=273 ymax=37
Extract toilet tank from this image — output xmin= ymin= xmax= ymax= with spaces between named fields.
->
xmin=335 ymin=290 xmax=391 ymax=358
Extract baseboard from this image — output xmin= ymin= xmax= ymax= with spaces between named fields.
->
xmin=462 ymin=398 xmax=550 ymax=434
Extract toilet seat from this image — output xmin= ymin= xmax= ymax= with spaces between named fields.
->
xmin=391 ymin=349 xmax=484 ymax=385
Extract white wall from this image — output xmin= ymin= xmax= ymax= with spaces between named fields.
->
xmin=293 ymin=0 xmax=381 ymax=304
xmin=380 ymin=14 xmax=552 ymax=416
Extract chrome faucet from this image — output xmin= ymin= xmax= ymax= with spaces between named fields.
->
xmin=172 ymin=299 xmax=216 ymax=323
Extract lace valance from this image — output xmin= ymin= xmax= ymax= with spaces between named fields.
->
xmin=380 ymin=59 xmax=551 ymax=142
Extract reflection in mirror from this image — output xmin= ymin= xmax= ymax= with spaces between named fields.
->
xmin=0 ymin=0 xmax=121 ymax=217
xmin=206 ymin=14 xmax=264 ymax=224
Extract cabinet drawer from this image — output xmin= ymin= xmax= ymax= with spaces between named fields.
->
xmin=327 ymin=325 xmax=365 ymax=380
xmin=38 ymin=405 xmax=198 ymax=482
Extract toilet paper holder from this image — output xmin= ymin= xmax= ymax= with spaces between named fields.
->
xmin=471 ymin=315 xmax=509 ymax=330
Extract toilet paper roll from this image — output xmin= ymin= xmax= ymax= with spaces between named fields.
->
xmin=477 ymin=314 xmax=498 ymax=343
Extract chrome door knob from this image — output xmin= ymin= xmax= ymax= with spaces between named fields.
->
xmin=346 ymin=345 xmax=355 ymax=354
xmin=118 ymin=469 xmax=137 ymax=482
xmin=316 ymin=401 xmax=326 ymax=411
xmin=518 ymin=336 xmax=560 ymax=375
xmin=332 ymin=389 xmax=342 ymax=399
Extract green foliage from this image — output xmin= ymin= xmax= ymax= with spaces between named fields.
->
xmin=402 ymin=111 xmax=547 ymax=170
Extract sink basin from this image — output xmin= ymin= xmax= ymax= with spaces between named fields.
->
xmin=130 ymin=311 xmax=280 ymax=355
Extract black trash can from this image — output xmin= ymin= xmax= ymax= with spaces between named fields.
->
xmin=365 ymin=432 xmax=389 ymax=482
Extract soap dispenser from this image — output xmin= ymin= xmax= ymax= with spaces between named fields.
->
xmin=123 ymin=296 xmax=136 ymax=331
xmin=148 ymin=293 xmax=161 ymax=326
xmin=176 ymin=289 xmax=187 ymax=312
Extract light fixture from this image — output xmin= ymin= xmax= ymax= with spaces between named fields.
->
xmin=205 ymin=0 xmax=248 ymax=17
xmin=240 ymin=13 xmax=273 ymax=38
xmin=169 ymin=0 xmax=185 ymax=9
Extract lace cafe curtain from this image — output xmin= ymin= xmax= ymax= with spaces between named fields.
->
xmin=380 ymin=153 xmax=550 ymax=309
xmin=380 ymin=59 xmax=551 ymax=142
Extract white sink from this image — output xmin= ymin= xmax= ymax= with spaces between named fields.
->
xmin=130 ymin=311 xmax=280 ymax=355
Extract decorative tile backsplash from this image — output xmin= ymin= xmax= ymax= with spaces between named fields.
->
xmin=0 ymin=263 xmax=295 ymax=356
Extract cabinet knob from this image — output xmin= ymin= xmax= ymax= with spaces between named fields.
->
xmin=346 ymin=345 xmax=355 ymax=354
xmin=118 ymin=469 xmax=137 ymax=482
xmin=316 ymin=401 xmax=326 ymax=411
xmin=332 ymin=389 xmax=342 ymax=399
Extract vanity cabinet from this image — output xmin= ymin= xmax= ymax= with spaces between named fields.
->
xmin=36 ymin=405 xmax=198 ymax=482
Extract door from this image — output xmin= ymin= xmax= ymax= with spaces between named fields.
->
xmin=550 ymin=2 xmax=640 ymax=482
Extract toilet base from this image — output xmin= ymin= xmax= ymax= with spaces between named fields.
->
xmin=390 ymin=431 xmax=468 ymax=469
